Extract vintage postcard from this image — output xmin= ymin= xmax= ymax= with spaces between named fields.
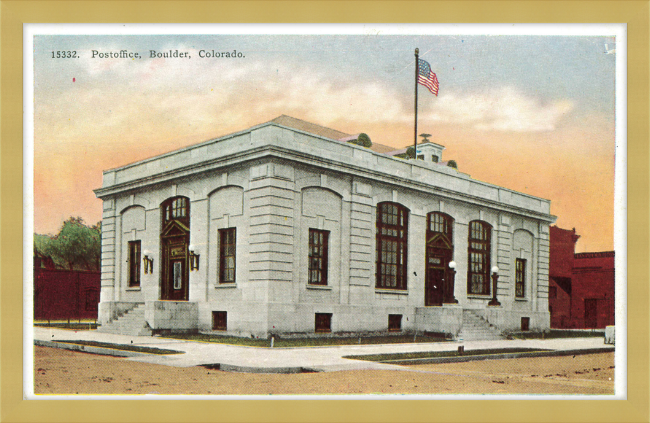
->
xmin=25 ymin=23 xmax=625 ymax=400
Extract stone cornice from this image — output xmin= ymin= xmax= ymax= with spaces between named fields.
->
xmin=94 ymin=123 xmax=555 ymax=223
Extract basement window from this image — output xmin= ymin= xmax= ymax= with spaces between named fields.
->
xmin=212 ymin=311 xmax=227 ymax=331
xmin=315 ymin=313 xmax=332 ymax=333
xmin=521 ymin=317 xmax=530 ymax=332
xmin=388 ymin=314 xmax=402 ymax=332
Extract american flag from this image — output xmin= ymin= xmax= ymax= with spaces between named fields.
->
xmin=418 ymin=59 xmax=439 ymax=96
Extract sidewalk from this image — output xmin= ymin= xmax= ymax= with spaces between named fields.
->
xmin=33 ymin=327 xmax=613 ymax=373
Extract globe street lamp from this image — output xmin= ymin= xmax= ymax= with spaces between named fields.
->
xmin=488 ymin=266 xmax=501 ymax=306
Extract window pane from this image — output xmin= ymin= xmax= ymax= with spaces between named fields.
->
xmin=219 ymin=228 xmax=236 ymax=283
xmin=468 ymin=221 xmax=491 ymax=295
xmin=515 ymin=258 xmax=526 ymax=297
xmin=128 ymin=241 xmax=141 ymax=287
xmin=376 ymin=203 xmax=408 ymax=290
xmin=173 ymin=261 xmax=182 ymax=289
xmin=308 ymin=229 xmax=329 ymax=285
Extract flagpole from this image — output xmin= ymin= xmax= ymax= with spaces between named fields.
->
xmin=414 ymin=48 xmax=419 ymax=159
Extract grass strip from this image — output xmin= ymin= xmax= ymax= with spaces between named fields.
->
xmin=35 ymin=323 xmax=98 ymax=330
xmin=56 ymin=340 xmax=184 ymax=355
xmin=511 ymin=330 xmax=604 ymax=340
xmin=343 ymin=348 xmax=551 ymax=362
xmin=162 ymin=333 xmax=451 ymax=348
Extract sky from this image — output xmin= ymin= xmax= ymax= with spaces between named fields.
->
xmin=31 ymin=27 xmax=620 ymax=252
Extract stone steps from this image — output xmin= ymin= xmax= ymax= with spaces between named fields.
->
xmin=458 ymin=310 xmax=505 ymax=341
xmin=97 ymin=304 xmax=152 ymax=336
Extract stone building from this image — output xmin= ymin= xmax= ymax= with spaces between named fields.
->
xmin=94 ymin=115 xmax=555 ymax=338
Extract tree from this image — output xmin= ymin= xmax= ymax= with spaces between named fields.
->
xmin=348 ymin=133 xmax=372 ymax=148
xmin=406 ymin=146 xmax=416 ymax=159
xmin=34 ymin=217 xmax=101 ymax=271
xmin=356 ymin=133 xmax=372 ymax=148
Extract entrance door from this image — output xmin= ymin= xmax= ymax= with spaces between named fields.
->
xmin=425 ymin=266 xmax=444 ymax=306
xmin=160 ymin=237 xmax=189 ymax=301
xmin=161 ymin=235 xmax=189 ymax=300
xmin=584 ymin=299 xmax=598 ymax=328
xmin=160 ymin=196 xmax=190 ymax=301
xmin=424 ymin=212 xmax=454 ymax=306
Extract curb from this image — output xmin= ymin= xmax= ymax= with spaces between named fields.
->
xmin=202 ymin=363 xmax=322 ymax=374
xmin=35 ymin=340 xmax=181 ymax=358
xmin=375 ymin=347 xmax=615 ymax=365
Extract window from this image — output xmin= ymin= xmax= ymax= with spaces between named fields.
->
xmin=212 ymin=311 xmax=227 ymax=331
xmin=308 ymin=229 xmax=329 ymax=285
xmin=162 ymin=196 xmax=189 ymax=224
xmin=376 ymin=202 xmax=409 ymax=290
xmin=428 ymin=212 xmax=453 ymax=241
xmin=432 ymin=155 xmax=439 ymax=163
xmin=515 ymin=258 xmax=526 ymax=298
xmin=388 ymin=314 xmax=402 ymax=331
xmin=219 ymin=228 xmax=236 ymax=283
xmin=315 ymin=313 xmax=332 ymax=333
xmin=128 ymin=240 xmax=141 ymax=287
xmin=467 ymin=220 xmax=491 ymax=295
xmin=521 ymin=317 xmax=530 ymax=331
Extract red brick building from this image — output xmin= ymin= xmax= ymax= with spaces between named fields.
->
xmin=34 ymin=250 xmax=100 ymax=322
xmin=548 ymin=226 xmax=615 ymax=329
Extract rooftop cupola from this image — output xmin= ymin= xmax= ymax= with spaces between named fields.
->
xmin=416 ymin=134 xmax=445 ymax=163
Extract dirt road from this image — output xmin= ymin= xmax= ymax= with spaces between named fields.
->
xmin=33 ymin=346 xmax=614 ymax=395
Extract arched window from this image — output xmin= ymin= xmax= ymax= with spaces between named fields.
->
xmin=427 ymin=212 xmax=453 ymax=244
xmin=376 ymin=202 xmax=409 ymax=290
xmin=468 ymin=220 xmax=492 ymax=295
xmin=161 ymin=196 xmax=190 ymax=225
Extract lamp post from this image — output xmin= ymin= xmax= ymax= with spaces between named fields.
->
xmin=444 ymin=261 xmax=459 ymax=304
xmin=488 ymin=266 xmax=501 ymax=306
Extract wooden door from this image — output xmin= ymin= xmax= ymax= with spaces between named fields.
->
xmin=425 ymin=245 xmax=450 ymax=306
xmin=161 ymin=234 xmax=189 ymax=301
xmin=425 ymin=267 xmax=445 ymax=306
xmin=584 ymin=299 xmax=598 ymax=328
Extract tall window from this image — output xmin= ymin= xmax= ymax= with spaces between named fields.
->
xmin=515 ymin=258 xmax=526 ymax=298
xmin=128 ymin=240 xmax=141 ymax=287
xmin=308 ymin=229 xmax=329 ymax=285
xmin=376 ymin=202 xmax=409 ymax=290
xmin=219 ymin=228 xmax=236 ymax=283
xmin=467 ymin=220 xmax=491 ymax=295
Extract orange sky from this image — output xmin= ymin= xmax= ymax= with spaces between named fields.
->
xmin=34 ymin=111 xmax=616 ymax=252
xmin=32 ymin=32 xmax=619 ymax=253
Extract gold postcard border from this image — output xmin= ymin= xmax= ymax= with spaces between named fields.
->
xmin=3 ymin=1 xmax=648 ymax=422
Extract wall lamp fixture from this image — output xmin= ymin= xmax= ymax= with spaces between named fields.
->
xmin=143 ymin=251 xmax=154 ymax=274
xmin=189 ymin=245 xmax=200 ymax=271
